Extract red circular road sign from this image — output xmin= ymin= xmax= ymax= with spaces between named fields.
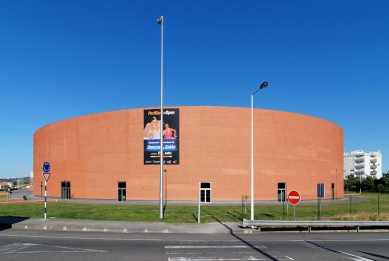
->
xmin=288 ymin=190 xmax=301 ymax=205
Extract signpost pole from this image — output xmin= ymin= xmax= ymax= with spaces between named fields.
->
xmin=317 ymin=183 xmax=324 ymax=220
xmin=42 ymin=162 xmax=51 ymax=220
xmin=198 ymin=188 xmax=200 ymax=224
xmin=287 ymin=201 xmax=289 ymax=215
xmin=319 ymin=197 xmax=322 ymax=220
xmin=42 ymin=173 xmax=50 ymax=219
xmin=44 ymin=179 xmax=47 ymax=219
xmin=317 ymin=197 xmax=319 ymax=220
xmin=294 ymin=205 xmax=296 ymax=220
xmin=320 ymin=198 xmax=321 ymax=220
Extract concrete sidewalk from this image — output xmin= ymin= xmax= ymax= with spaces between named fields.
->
xmin=0 ymin=217 xmax=251 ymax=234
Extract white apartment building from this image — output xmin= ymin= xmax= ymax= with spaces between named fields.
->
xmin=344 ymin=150 xmax=383 ymax=179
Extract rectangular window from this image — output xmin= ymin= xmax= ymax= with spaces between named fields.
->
xmin=200 ymin=182 xmax=211 ymax=189
xmin=200 ymin=182 xmax=211 ymax=203
xmin=277 ymin=182 xmax=286 ymax=202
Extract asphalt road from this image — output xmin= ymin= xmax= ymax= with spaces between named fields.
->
xmin=1 ymin=229 xmax=389 ymax=261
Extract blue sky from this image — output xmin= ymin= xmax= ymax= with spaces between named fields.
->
xmin=0 ymin=0 xmax=388 ymax=178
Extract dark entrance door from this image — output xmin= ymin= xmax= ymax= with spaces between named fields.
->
xmin=118 ymin=182 xmax=126 ymax=201
xmin=61 ymin=182 xmax=71 ymax=199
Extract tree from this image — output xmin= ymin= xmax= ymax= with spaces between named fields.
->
xmin=376 ymin=172 xmax=389 ymax=193
xmin=377 ymin=184 xmax=387 ymax=194
xmin=362 ymin=176 xmax=375 ymax=192
xmin=344 ymin=174 xmax=359 ymax=191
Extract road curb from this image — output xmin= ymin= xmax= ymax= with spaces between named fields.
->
xmin=9 ymin=223 xmax=245 ymax=234
xmin=0 ymin=218 xmax=242 ymax=234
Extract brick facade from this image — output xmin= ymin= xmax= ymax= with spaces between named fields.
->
xmin=33 ymin=106 xmax=344 ymax=201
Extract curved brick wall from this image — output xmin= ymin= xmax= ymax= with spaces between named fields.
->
xmin=33 ymin=106 xmax=344 ymax=201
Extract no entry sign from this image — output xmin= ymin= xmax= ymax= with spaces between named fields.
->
xmin=288 ymin=190 xmax=301 ymax=205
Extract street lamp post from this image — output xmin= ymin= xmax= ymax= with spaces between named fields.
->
xmin=250 ymin=81 xmax=268 ymax=221
xmin=157 ymin=16 xmax=164 ymax=219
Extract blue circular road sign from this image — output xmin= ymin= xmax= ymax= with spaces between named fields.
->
xmin=42 ymin=162 xmax=51 ymax=172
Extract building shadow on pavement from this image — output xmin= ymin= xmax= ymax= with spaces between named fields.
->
xmin=0 ymin=216 xmax=30 ymax=232
xmin=203 ymin=210 xmax=279 ymax=261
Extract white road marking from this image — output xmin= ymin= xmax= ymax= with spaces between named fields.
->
xmin=304 ymin=241 xmax=374 ymax=261
xmin=166 ymin=246 xmax=253 ymax=249
xmin=336 ymin=252 xmax=375 ymax=261
xmin=168 ymin=257 xmax=268 ymax=261
xmin=165 ymin=245 xmax=292 ymax=261
xmin=0 ymin=243 xmax=106 ymax=254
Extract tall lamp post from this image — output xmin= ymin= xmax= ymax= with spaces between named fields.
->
xmin=251 ymin=81 xmax=268 ymax=221
xmin=157 ymin=16 xmax=164 ymax=219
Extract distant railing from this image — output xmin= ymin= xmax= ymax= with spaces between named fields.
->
xmin=243 ymin=219 xmax=389 ymax=233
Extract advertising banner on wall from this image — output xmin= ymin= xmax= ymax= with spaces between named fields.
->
xmin=143 ymin=108 xmax=179 ymax=165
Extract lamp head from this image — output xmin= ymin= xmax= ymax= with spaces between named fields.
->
xmin=260 ymin=82 xmax=268 ymax=89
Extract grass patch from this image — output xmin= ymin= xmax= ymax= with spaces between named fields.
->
xmin=1 ymin=193 xmax=389 ymax=223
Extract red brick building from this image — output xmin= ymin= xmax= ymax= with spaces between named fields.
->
xmin=33 ymin=106 xmax=344 ymax=202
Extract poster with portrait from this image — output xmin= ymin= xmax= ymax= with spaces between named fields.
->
xmin=143 ymin=108 xmax=179 ymax=165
